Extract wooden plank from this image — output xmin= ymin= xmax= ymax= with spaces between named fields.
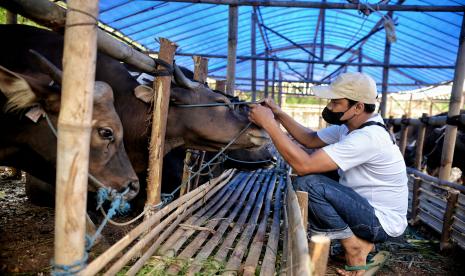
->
xmin=214 ymin=172 xmax=270 ymax=263
xmin=296 ymin=191 xmax=308 ymax=230
xmin=440 ymin=189 xmax=460 ymax=249
xmin=414 ymin=113 xmax=428 ymax=170
xmin=259 ymin=175 xmax=284 ymax=276
xmin=419 ymin=200 xmax=445 ymax=220
xmin=82 ymin=169 xmax=234 ymax=275
xmin=53 ymin=0 xmax=98 ymax=272
xmin=145 ymin=38 xmax=177 ymax=208
xmin=309 ymin=235 xmax=330 ymax=276
xmin=419 ymin=191 xmax=447 ymax=210
xmin=287 ymin=177 xmax=312 ymax=275
xmin=186 ymin=171 xmax=261 ymax=275
xmin=224 ymin=174 xmax=277 ymax=275
xmin=127 ymin=171 xmax=246 ymax=276
xmin=103 ymin=171 xmax=237 ymax=276
xmin=193 ymin=56 xmax=209 ymax=83
xmin=418 ymin=209 xmax=443 ymax=233
xmin=166 ymin=172 xmax=259 ymax=275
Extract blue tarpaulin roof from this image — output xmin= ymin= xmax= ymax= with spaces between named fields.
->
xmin=95 ymin=0 xmax=464 ymax=93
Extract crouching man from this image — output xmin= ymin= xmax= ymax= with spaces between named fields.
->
xmin=248 ymin=72 xmax=407 ymax=275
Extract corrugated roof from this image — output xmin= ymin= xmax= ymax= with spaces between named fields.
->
xmin=95 ymin=0 xmax=464 ymax=93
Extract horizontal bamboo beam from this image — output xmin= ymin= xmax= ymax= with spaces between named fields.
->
xmin=0 ymin=0 xmax=158 ymax=73
xmin=386 ymin=114 xmax=465 ymax=127
xmin=150 ymin=51 xmax=455 ymax=69
xmin=407 ymin=168 xmax=465 ymax=193
xmin=162 ymin=1 xmax=465 ymax=12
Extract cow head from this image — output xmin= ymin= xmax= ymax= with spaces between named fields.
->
xmin=134 ymin=65 xmax=269 ymax=152
xmin=0 ymin=52 xmax=139 ymax=200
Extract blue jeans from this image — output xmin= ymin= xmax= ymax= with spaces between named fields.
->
xmin=294 ymin=174 xmax=389 ymax=243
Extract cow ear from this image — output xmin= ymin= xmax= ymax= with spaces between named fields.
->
xmin=0 ymin=65 xmax=37 ymax=112
xmin=134 ymin=84 xmax=154 ymax=103
xmin=0 ymin=66 xmax=61 ymax=113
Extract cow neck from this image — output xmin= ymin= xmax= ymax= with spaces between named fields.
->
xmin=164 ymin=137 xmax=185 ymax=155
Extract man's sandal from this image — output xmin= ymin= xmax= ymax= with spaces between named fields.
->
xmin=343 ymin=251 xmax=390 ymax=276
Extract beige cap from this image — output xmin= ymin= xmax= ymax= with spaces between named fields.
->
xmin=311 ymin=72 xmax=378 ymax=104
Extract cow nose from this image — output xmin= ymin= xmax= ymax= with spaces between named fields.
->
xmin=124 ymin=180 xmax=140 ymax=201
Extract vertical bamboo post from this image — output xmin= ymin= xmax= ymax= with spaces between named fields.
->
xmin=440 ymin=190 xmax=459 ymax=250
xmin=296 ymin=191 xmax=308 ymax=230
xmin=179 ymin=150 xmax=192 ymax=196
xmin=278 ymin=71 xmax=283 ymax=107
xmin=193 ymin=56 xmax=208 ymax=84
xmin=358 ymin=47 xmax=362 ymax=72
xmin=264 ymin=49 xmax=269 ymax=98
xmin=6 ymin=11 xmax=17 ymax=24
xmin=439 ymin=15 xmax=465 ymax=181
xmin=410 ymin=113 xmax=427 ymax=225
xmin=271 ymin=61 xmax=277 ymax=99
xmin=399 ymin=115 xmax=409 ymax=156
xmin=146 ymin=38 xmax=178 ymax=210
xmin=251 ymin=11 xmax=257 ymax=102
xmin=380 ymin=34 xmax=392 ymax=118
xmin=309 ymin=235 xmax=330 ymax=276
xmin=387 ymin=115 xmax=394 ymax=134
xmin=216 ymin=80 xmax=226 ymax=92
xmin=226 ymin=4 xmax=238 ymax=96
xmin=53 ymin=0 xmax=98 ymax=271
xmin=414 ymin=113 xmax=428 ymax=170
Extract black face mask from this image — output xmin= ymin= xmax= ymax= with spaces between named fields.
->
xmin=322 ymin=106 xmax=351 ymax=125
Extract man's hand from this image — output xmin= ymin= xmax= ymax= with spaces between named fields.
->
xmin=262 ymin=97 xmax=282 ymax=116
xmin=248 ymin=104 xmax=275 ymax=129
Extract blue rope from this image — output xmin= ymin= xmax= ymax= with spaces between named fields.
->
xmin=52 ymin=188 xmax=130 ymax=275
xmin=51 ymin=252 xmax=88 ymax=276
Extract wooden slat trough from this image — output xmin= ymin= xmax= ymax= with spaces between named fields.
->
xmin=81 ymin=159 xmax=313 ymax=275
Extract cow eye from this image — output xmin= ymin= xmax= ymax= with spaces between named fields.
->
xmin=98 ymin=127 xmax=114 ymax=142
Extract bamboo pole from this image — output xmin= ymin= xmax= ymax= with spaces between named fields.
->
xmin=264 ymin=50 xmax=269 ymax=98
xmin=214 ymin=172 xmax=268 ymax=263
xmin=159 ymin=0 xmax=465 ymax=12
xmin=260 ymin=175 xmax=284 ymax=276
xmin=380 ymin=34 xmax=392 ymax=118
xmin=398 ymin=115 xmax=409 ymax=156
xmin=145 ymin=38 xmax=177 ymax=209
xmin=296 ymin=191 xmax=308 ymax=230
xmin=53 ymin=0 xmax=98 ymax=272
xmin=6 ymin=11 xmax=17 ymax=24
xmin=105 ymin=172 xmax=237 ymax=276
xmin=82 ymin=169 xmax=234 ymax=275
xmin=193 ymin=55 xmax=209 ymax=83
xmin=440 ymin=189 xmax=460 ymax=250
xmin=224 ymin=174 xmax=276 ymax=274
xmin=286 ymin=176 xmax=312 ymax=275
xmin=242 ymin=174 xmax=278 ymax=276
xmin=127 ymin=173 xmax=244 ymax=276
xmin=278 ymin=72 xmax=283 ymax=107
xmin=309 ymin=235 xmax=330 ymax=276
xmin=251 ymin=11 xmax=257 ymax=102
xmin=438 ymin=15 xmax=465 ymax=182
xmin=179 ymin=151 xmax=192 ymax=196
xmin=414 ymin=113 xmax=428 ymax=170
xmin=167 ymin=172 xmax=260 ymax=274
xmin=271 ymin=61 xmax=277 ymax=99
xmin=216 ymin=79 xmax=226 ymax=92
xmin=187 ymin=172 xmax=259 ymax=275
xmin=226 ymin=4 xmax=238 ymax=96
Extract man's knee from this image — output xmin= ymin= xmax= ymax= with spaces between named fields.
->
xmin=294 ymin=174 xmax=326 ymax=195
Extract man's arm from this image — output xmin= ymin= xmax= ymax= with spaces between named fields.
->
xmin=249 ymin=105 xmax=338 ymax=175
xmin=262 ymin=98 xmax=327 ymax=148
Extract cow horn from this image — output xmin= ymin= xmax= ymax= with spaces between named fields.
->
xmin=173 ymin=64 xmax=202 ymax=90
xmin=29 ymin=49 xmax=63 ymax=84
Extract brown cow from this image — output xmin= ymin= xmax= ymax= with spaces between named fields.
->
xmin=0 ymin=25 xmax=268 ymax=205
xmin=0 ymin=54 xmax=140 ymax=201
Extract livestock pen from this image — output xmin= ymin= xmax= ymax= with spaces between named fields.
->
xmin=1 ymin=0 xmax=465 ymax=275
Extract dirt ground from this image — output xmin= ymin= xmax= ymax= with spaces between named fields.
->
xmin=1 ymin=175 xmax=464 ymax=275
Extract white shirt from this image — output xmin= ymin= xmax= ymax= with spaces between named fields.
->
xmin=317 ymin=114 xmax=408 ymax=237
